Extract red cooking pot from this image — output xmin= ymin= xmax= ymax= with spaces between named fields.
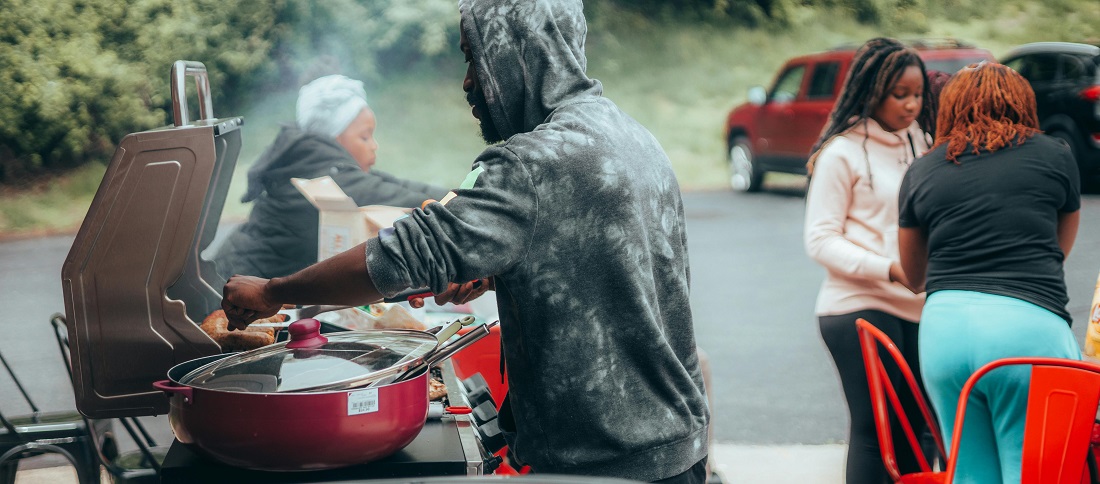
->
xmin=152 ymin=318 xmax=493 ymax=471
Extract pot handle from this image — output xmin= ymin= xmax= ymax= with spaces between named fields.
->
xmin=153 ymin=380 xmax=193 ymax=403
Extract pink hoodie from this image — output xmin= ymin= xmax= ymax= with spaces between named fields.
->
xmin=804 ymin=118 xmax=929 ymax=321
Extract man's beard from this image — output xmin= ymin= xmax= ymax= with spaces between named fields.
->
xmin=468 ymin=89 xmax=504 ymax=144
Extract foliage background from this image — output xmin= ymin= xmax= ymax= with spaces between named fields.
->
xmin=1 ymin=0 xmax=1098 ymax=234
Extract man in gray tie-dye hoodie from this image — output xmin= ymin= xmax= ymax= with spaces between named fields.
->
xmin=222 ymin=0 xmax=709 ymax=479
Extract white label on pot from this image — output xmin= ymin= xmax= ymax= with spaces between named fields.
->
xmin=347 ymin=388 xmax=380 ymax=415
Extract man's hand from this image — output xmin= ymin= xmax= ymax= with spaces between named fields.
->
xmin=409 ymin=278 xmax=493 ymax=308
xmin=222 ymin=275 xmax=281 ymax=330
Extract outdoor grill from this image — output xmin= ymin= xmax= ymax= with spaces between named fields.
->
xmin=58 ymin=61 xmax=499 ymax=479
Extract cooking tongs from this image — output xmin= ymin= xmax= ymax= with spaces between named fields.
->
xmin=384 ymin=320 xmax=498 ymax=386
xmin=290 ymin=287 xmax=437 ymax=319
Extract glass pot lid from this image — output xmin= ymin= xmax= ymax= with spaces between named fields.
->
xmin=179 ymin=321 xmax=439 ymax=393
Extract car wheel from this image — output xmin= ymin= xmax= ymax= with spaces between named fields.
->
xmin=728 ymin=136 xmax=763 ymax=193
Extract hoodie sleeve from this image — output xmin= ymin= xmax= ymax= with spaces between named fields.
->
xmin=804 ymin=148 xmax=893 ymax=281
xmin=365 ymin=145 xmax=537 ymax=295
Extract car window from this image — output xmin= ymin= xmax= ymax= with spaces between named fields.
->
xmin=1060 ymin=54 xmax=1088 ymax=81
xmin=807 ymin=62 xmax=841 ymax=99
xmin=1003 ymin=57 xmax=1026 ymax=76
xmin=769 ymin=65 xmax=806 ymax=103
xmin=1018 ymin=54 xmax=1059 ymax=83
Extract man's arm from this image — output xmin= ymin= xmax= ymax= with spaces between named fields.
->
xmin=222 ymin=241 xmax=384 ymax=329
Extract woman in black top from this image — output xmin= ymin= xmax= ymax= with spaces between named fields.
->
xmin=897 ymin=62 xmax=1081 ymax=483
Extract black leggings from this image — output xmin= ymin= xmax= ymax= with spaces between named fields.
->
xmin=819 ymin=309 xmax=930 ymax=484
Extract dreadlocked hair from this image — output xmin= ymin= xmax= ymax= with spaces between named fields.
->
xmin=933 ymin=62 xmax=1040 ymax=163
xmin=806 ymin=37 xmax=934 ymax=175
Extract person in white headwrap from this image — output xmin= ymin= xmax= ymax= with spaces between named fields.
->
xmin=296 ymin=75 xmax=371 ymax=139
xmin=213 ymin=75 xmax=448 ymax=280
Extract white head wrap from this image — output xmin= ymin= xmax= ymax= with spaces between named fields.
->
xmin=296 ymin=75 xmax=369 ymax=138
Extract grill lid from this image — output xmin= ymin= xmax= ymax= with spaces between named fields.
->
xmin=61 ymin=61 xmax=243 ymax=418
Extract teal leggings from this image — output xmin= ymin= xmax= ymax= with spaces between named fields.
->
xmin=919 ymin=290 xmax=1080 ymax=484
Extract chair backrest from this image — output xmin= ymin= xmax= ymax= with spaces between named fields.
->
xmin=944 ymin=357 xmax=1100 ymax=484
xmin=856 ymin=318 xmax=947 ymax=481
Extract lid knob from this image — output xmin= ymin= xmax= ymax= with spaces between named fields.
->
xmin=286 ymin=318 xmax=328 ymax=349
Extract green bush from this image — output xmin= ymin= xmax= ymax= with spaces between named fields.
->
xmin=586 ymin=0 xmax=788 ymax=25
xmin=0 ymin=0 xmax=463 ymax=186
xmin=0 ymin=0 xmax=158 ymax=183
xmin=3 ymin=0 xmax=1097 ymax=189
xmin=114 ymin=0 xmax=285 ymax=114
xmin=268 ymin=0 xmax=459 ymax=89
xmin=0 ymin=0 xmax=286 ymax=185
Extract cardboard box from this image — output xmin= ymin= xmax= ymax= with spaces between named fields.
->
xmin=291 ymin=176 xmax=411 ymax=262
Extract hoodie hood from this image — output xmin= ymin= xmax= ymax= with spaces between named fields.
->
xmin=847 ymin=117 xmax=929 ymax=164
xmin=459 ymin=0 xmax=603 ymax=139
xmin=849 ymin=117 xmax=910 ymax=146
xmin=241 ymin=126 xmax=356 ymax=202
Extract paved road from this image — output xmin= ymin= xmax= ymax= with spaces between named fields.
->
xmin=3 ymin=184 xmax=1099 ymax=448
xmin=690 ymin=184 xmax=1100 ymax=444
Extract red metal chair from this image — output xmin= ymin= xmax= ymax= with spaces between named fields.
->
xmin=856 ymin=318 xmax=947 ymax=483
xmin=944 ymin=357 xmax=1100 ymax=484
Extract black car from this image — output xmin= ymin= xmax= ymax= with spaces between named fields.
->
xmin=1001 ymin=42 xmax=1100 ymax=186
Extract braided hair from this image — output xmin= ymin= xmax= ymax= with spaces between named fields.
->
xmin=933 ymin=62 xmax=1040 ymax=163
xmin=806 ymin=37 xmax=935 ymax=175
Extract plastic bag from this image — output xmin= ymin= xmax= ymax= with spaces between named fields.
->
xmin=1084 ymin=270 xmax=1100 ymax=362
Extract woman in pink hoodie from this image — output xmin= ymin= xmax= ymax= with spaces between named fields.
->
xmin=803 ymin=37 xmax=935 ymax=484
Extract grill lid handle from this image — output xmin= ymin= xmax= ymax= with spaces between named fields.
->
xmin=171 ymin=60 xmax=213 ymax=127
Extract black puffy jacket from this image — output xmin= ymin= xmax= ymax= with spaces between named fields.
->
xmin=213 ymin=126 xmax=447 ymax=279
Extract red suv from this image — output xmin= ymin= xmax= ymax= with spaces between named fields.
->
xmin=723 ymin=39 xmax=995 ymax=192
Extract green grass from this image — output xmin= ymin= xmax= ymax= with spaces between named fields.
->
xmin=0 ymin=163 xmax=106 ymax=236
xmin=586 ymin=11 xmax=883 ymax=190
xmin=2 ymin=2 xmax=1098 ymax=236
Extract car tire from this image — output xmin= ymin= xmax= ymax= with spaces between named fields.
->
xmin=728 ymin=136 xmax=763 ymax=193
